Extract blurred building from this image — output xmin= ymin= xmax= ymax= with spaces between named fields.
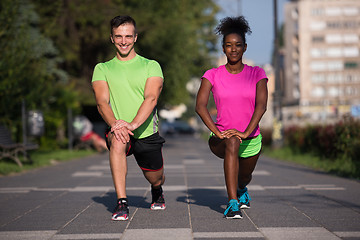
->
xmin=283 ymin=0 xmax=360 ymax=125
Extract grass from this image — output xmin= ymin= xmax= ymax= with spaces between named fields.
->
xmin=262 ymin=146 xmax=359 ymax=179
xmin=0 ymin=149 xmax=97 ymax=176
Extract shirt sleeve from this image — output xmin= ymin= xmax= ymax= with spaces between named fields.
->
xmin=92 ymin=63 xmax=106 ymax=82
xmin=202 ymin=68 xmax=215 ymax=86
xmin=148 ymin=61 xmax=164 ymax=79
xmin=255 ymin=66 xmax=268 ymax=83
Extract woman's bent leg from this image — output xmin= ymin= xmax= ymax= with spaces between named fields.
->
xmin=209 ymin=136 xmax=241 ymax=201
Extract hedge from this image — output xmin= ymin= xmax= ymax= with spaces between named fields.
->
xmin=261 ymin=116 xmax=360 ymax=177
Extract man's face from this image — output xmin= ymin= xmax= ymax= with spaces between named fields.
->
xmin=110 ymin=23 xmax=137 ymax=58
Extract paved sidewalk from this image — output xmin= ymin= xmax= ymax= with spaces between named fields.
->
xmin=0 ymin=135 xmax=359 ymax=240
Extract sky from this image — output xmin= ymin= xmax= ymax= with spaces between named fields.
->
xmin=215 ymin=0 xmax=290 ymax=65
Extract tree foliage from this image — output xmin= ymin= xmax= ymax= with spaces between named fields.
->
xmin=32 ymin=0 xmax=219 ymax=106
xmin=128 ymin=0 xmax=219 ymax=106
xmin=1 ymin=0 xmax=219 ymax=148
xmin=0 ymin=0 xmax=76 ymax=143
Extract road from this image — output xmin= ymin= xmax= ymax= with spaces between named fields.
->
xmin=0 ymin=135 xmax=359 ymax=240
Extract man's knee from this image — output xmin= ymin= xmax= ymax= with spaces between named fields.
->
xmin=144 ymin=169 xmax=165 ymax=186
xmin=109 ymin=138 xmax=129 ymax=154
xmin=156 ymin=170 xmax=165 ymax=184
xmin=153 ymin=174 xmax=165 ymax=187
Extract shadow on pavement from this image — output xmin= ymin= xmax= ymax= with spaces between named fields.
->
xmin=177 ymin=188 xmax=227 ymax=214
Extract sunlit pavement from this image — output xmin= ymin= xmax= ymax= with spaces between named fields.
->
xmin=0 ymin=135 xmax=359 ymax=240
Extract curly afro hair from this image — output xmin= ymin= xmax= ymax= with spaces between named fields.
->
xmin=215 ymin=16 xmax=252 ymax=46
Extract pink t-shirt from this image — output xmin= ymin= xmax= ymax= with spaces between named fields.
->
xmin=202 ymin=64 xmax=267 ymax=137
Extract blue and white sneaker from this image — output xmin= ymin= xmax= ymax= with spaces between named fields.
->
xmin=238 ymin=187 xmax=251 ymax=209
xmin=224 ymin=199 xmax=242 ymax=219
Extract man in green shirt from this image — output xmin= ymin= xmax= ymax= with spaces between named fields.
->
xmin=92 ymin=15 xmax=166 ymax=221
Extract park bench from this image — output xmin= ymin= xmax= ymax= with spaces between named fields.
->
xmin=0 ymin=125 xmax=38 ymax=167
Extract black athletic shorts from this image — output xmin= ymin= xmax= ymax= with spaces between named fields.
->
xmin=105 ymin=129 xmax=165 ymax=171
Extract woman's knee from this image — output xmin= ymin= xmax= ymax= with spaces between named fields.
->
xmin=209 ymin=138 xmax=225 ymax=158
xmin=225 ymin=137 xmax=240 ymax=153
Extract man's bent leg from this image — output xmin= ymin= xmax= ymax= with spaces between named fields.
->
xmin=143 ymin=169 xmax=166 ymax=210
xmin=143 ymin=168 xmax=165 ymax=187
xmin=107 ymin=133 xmax=130 ymax=221
xmin=133 ymin=132 xmax=166 ymax=210
xmin=108 ymin=134 xmax=129 ymax=199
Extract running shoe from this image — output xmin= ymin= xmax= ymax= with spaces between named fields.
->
xmin=224 ymin=199 xmax=242 ymax=219
xmin=112 ymin=198 xmax=129 ymax=221
xmin=150 ymin=186 xmax=166 ymax=210
xmin=238 ymin=187 xmax=251 ymax=209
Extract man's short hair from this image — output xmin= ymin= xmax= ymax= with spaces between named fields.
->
xmin=110 ymin=15 xmax=137 ymax=35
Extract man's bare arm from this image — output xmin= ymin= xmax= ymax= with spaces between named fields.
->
xmin=130 ymin=76 xmax=163 ymax=129
xmin=92 ymin=81 xmax=116 ymax=127
xmin=92 ymin=80 xmax=132 ymax=143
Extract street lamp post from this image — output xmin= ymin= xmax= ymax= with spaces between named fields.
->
xmin=272 ymin=0 xmax=284 ymax=148
xmin=237 ymin=0 xmax=242 ymax=15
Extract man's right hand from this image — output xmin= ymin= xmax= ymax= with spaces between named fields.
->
xmin=112 ymin=127 xmax=134 ymax=144
xmin=110 ymin=120 xmax=135 ymax=144
xmin=111 ymin=120 xmax=134 ymax=132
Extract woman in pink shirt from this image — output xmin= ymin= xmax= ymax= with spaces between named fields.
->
xmin=196 ymin=16 xmax=268 ymax=219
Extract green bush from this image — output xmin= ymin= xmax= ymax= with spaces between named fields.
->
xmin=335 ymin=116 xmax=360 ymax=163
xmin=316 ymin=124 xmax=337 ymax=159
xmin=283 ymin=117 xmax=360 ymax=161
xmin=284 ymin=125 xmax=304 ymax=152
xmin=264 ymin=116 xmax=360 ymax=179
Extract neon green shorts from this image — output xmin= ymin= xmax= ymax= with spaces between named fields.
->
xmin=209 ymin=133 xmax=262 ymax=158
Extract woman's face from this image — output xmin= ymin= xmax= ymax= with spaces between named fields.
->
xmin=223 ymin=33 xmax=247 ymax=63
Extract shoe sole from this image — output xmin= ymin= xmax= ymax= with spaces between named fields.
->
xmin=111 ymin=217 xmax=129 ymax=221
xmin=111 ymin=214 xmax=129 ymax=221
xmin=225 ymin=214 xmax=243 ymax=219
xmin=240 ymin=204 xmax=250 ymax=209
xmin=150 ymin=205 xmax=166 ymax=210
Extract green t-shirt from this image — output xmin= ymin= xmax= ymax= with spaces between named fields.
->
xmin=92 ymin=55 xmax=163 ymax=139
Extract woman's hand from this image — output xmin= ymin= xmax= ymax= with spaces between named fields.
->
xmin=215 ymin=132 xmax=225 ymax=139
xmin=221 ymin=129 xmax=245 ymax=142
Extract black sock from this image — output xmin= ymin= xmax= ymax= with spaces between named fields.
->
xmin=151 ymin=186 xmax=162 ymax=201
xmin=151 ymin=185 xmax=162 ymax=193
